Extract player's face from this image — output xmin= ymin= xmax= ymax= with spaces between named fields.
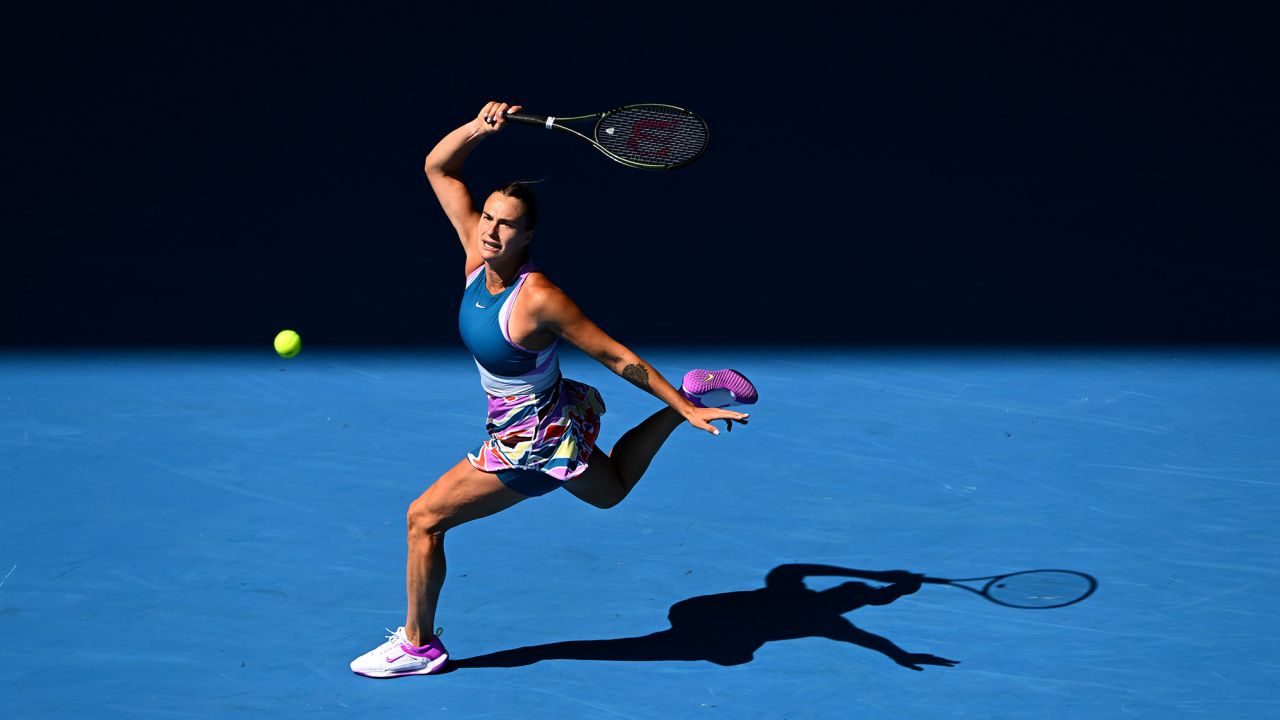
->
xmin=478 ymin=194 xmax=532 ymax=261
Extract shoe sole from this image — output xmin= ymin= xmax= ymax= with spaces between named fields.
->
xmin=683 ymin=369 xmax=758 ymax=406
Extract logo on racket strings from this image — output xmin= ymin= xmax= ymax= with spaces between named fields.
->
xmin=625 ymin=118 xmax=677 ymax=158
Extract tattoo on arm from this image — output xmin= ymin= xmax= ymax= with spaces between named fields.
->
xmin=622 ymin=363 xmax=652 ymax=392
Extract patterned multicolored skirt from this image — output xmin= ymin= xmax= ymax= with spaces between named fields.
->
xmin=467 ymin=377 xmax=607 ymax=482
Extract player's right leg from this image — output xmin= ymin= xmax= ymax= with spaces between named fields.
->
xmin=350 ymin=458 xmax=527 ymax=678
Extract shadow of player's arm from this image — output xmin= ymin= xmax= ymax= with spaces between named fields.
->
xmin=824 ymin=621 xmax=961 ymax=671
xmin=766 ymin=564 xmax=923 ymax=593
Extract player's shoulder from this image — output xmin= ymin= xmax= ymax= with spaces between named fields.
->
xmin=520 ymin=271 xmax=577 ymax=315
xmin=522 ymin=269 xmax=564 ymax=295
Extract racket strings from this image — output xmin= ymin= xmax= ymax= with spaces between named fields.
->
xmin=983 ymin=571 xmax=1096 ymax=609
xmin=595 ymin=106 xmax=707 ymax=167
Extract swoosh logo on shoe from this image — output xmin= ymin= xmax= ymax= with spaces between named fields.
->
xmin=705 ymin=373 xmax=714 ymax=381
xmin=385 ymin=653 xmax=406 ymax=663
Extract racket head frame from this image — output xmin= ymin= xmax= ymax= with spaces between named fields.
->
xmin=505 ymin=104 xmax=708 ymax=170
xmin=591 ymin=103 xmax=709 ymax=170
xmin=924 ymin=569 xmax=1098 ymax=609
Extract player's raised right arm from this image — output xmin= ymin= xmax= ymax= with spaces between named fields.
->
xmin=764 ymin=565 xmax=922 ymax=590
xmin=424 ymin=102 xmax=522 ymax=268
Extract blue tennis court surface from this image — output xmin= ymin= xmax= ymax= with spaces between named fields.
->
xmin=2 ymin=348 xmax=1277 ymax=717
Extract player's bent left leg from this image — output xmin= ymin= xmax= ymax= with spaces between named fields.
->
xmin=563 ymin=403 xmax=684 ymax=509
xmin=562 ymin=450 xmax=627 ymax=509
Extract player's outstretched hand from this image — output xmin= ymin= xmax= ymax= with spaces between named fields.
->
xmin=684 ymin=407 xmax=750 ymax=436
xmin=474 ymin=101 xmax=522 ymax=134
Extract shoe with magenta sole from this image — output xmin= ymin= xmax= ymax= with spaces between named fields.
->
xmin=680 ymin=368 xmax=758 ymax=409
xmin=350 ymin=627 xmax=448 ymax=678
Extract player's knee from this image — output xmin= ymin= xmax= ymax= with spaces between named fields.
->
xmin=596 ymin=486 xmax=627 ymax=509
xmin=592 ymin=493 xmax=623 ymax=510
xmin=406 ymin=497 xmax=447 ymax=539
xmin=564 ymin=470 xmax=627 ymax=509
xmin=593 ymin=468 xmax=634 ymax=509
xmin=582 ymin=483 xmax=627 ymax=510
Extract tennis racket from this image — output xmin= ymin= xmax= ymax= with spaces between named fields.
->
xmin=503 ymin=104 xmax=708 ymax=170
xmin=923 ymin=570 xmax=1097 ymax=609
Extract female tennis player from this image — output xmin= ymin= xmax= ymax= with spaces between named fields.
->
xmin=350 ymin=101 xmax=758 ymax=677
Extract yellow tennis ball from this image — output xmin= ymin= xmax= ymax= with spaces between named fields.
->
xmin=274 ymin=329 xmax=301 ymax=358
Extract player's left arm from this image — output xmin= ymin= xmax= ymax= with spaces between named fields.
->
xmin=524 ymin=278 xmax=748 ymax=436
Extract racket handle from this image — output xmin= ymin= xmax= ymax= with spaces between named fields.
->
xmin=504 ymin=111 xmax=554 ymax=129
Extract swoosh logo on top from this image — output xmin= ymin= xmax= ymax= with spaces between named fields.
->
xmin=475 ymin=302 xmax=487 ymax=309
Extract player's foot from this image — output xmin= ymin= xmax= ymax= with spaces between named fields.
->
xmin=680 ymin=368 xmax=758 ymax=408
xmin=350 ymin=627 xmax=448 ymax=678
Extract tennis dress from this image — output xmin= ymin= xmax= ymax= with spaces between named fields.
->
xmin=459 ymin=263 xmax=605 ymax=483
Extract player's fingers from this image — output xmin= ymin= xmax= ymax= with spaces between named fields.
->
xmin=493 ymin=102 xmax=510 ymax=127
xmin=508 ymin=104 xmax=522 ymax=116
xmin=485 ymin=101 xmax=506 ymax=125
xmin=704 ymin=410 xmax=747 ymax=430
xmin=481 ymin=101 xmax=497 ymax=123
xmin=691 ymin=418 xmax=721 ymax=436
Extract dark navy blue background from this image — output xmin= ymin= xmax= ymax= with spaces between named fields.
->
xmin=5 ymin=2 xmax=1277 ymax=346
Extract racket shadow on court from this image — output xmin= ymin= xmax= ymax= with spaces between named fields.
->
xmin=450 ymin=565 xmax=1095 ymax=673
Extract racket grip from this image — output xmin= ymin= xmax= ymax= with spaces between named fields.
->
xmin=504 ymin=111 xmax=553 ymax=128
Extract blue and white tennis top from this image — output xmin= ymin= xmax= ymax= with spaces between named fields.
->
xmin=458 ymin=263 xmax=561 ymax=396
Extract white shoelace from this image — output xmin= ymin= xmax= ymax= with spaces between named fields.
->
xmin=379 ymin=626 xmax=443 ymax=650
xmin=379 ymin=627 xmax=406 ymax=651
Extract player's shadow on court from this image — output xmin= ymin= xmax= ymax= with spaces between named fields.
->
xmin=451 ymin=564 xmax=959 ymax=672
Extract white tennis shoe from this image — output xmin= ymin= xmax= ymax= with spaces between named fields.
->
xmin=350 ymin=627 xmax=449 ymax=678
